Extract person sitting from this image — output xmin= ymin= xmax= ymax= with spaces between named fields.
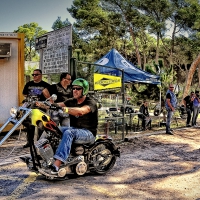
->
xmin=139 ymin=101 xmax=152 ymax=130
xmin=40 ymin=78 xmax=98 ymax=176
xmin=42 ymin=72 xmax=72 ymax=126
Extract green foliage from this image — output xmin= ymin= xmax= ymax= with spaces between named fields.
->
xmin=125 ymin=83 xmax=160 ymax=104
xmin=14 ymin=22 xmax=47 ymax=61
xmin=13 ymin=0 xmax=200 ymax=103
xmin=51 ymin=17 xmax=71 ymax=30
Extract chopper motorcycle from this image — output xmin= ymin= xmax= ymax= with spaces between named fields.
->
xmin=0 ymin=95 xmax=120 ymax=180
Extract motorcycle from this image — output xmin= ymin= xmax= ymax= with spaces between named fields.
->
xmin=153 ymin=103 xmax=163 ymax=116
xmin=0 ymin=95 xmax=120 ymax=180
xmin=0 ymin=95 xmax=45 ymax=146
xmin=153 ymin=102 xmax=187 ymax=119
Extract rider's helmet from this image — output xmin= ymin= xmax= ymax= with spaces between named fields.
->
xmin=72 ymin=78 xmax=89 ymax=96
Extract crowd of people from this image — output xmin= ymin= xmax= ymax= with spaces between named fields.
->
xmin=22 ymin=69 xmax=200 ymax=174
xmin=138 ymin=83 xmax=200 ymax=135
xmin=22 ymin=69 xmax=98 ymax=176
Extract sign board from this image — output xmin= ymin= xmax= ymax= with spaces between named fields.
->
xmin=0 ymin=32 xmax=18 ymax=38
xmin=94 ymin=73 xmax=122 ymax=91
xmin=35 ymin=35 xmax=47 ymax=50
xmin=36 ymin=25 xmax=72 ymax=74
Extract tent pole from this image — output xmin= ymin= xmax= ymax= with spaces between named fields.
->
xmin=159 ymin=85 xmax=161 ymax=126
xmin=122 ymin=69 xmax=125 ymax=141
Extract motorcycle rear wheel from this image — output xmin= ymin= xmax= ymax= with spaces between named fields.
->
xmin=89 ymin=142 xmax=117 ymax=175
xmin=154 ymin=109 xmax=161 ymax=116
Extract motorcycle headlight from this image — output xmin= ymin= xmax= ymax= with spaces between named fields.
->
xmin=10 ymin=107 xmax=18 ymax=118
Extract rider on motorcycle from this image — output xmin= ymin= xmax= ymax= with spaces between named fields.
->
xmin=40 ymin=78 xmax=98 ymax=175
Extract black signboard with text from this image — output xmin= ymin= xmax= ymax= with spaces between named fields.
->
xmin=35 ymin=35 xmax=47 ymax=50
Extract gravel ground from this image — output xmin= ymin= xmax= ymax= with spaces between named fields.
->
xmin=1 ymin=127 xmax=200 ymax=199
xmin=118 ymin=127 xmax=200 ymax=199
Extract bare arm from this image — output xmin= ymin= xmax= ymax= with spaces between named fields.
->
xmin=166 ymin=98 xmax=174 ymax=111
xmin=42 ymin=88 xmax=51 ymax=99
xmin=62 ymin=105 xmax=91 ymax=116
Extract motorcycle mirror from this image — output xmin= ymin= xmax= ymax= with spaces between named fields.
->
xmin=51 ymin=94 xmax=57 ymax=101
xmin=46 ymin=94 xmax=57 ymax=101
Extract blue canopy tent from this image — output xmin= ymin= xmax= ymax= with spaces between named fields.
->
xmin=95 ymin=49 xmax=162 ymax=139
xmin=95 ymin=48 xmax=160 ymax=85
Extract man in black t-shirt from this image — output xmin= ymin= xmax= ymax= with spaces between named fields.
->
xmin=183 ymin=91 xmax=195 ymax=127
xmin=42 ymin=72 xmax=72 ymax=126
xmin=23 ymin=69 xmax=50 ymax=101
xmin=22 ymin=69 xmax=50 ymax=148
xmin=41 ymin=78 xmax=98 ymax=176
xmin=42 ymin=72 xmax=72 ymax=103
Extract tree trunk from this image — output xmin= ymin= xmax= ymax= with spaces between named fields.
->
xmin=155 ymin=32 xmax=160 ymax=64
xmin=182 ymin=53 xmax=200 ymax=100
xmin=129 ymin=26 xmax=142 ymax=67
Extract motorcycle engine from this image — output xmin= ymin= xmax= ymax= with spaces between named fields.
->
xmin=35 ymin=138 xmax=54 ymax=165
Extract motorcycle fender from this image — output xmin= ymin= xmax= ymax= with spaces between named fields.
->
xmin=94 ymin=139 xmax=120 ymax=157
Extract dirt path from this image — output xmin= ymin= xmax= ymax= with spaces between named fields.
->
xmin=117 ymin=127 xmax=200 ymax=199
xmin=1 ymin=127 xmax=200 ymax=199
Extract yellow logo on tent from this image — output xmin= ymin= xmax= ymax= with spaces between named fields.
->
xmin=94 ymin=73 xmax=121 ymax=91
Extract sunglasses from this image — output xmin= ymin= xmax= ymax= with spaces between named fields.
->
xmin=170 ymin=87 xmax=174 ymax=88
xmin=64 ymin=78 xmax=71 ymax=81
xmin=32 ymin=74 xmax=41 ymax=76
xmin=72 ymin=87 xmax=82 ymax=91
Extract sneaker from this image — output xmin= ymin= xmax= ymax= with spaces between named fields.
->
xmin=186 ymin=124 xmax=191 ymax=127
xmin=41 ymin=165 xmax=59 ymax=176
xmin=193 ymin=125 xmax=198 ymax=127
xmin=49 ymin=165 xmax=59 ymax=175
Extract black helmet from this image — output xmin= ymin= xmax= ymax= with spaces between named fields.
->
xmin=72 ymin=78 xmax=89 ymax=95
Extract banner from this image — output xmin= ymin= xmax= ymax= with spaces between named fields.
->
xmin=36 ymin=25 xmax=72 ymax=74
xmin=94 ymin=73 xmax=121 ymax=91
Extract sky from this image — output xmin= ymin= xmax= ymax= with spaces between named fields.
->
xmin=0 ymin=0 xmax=75 ymax=32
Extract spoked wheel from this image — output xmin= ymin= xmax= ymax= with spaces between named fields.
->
xmin=89 ymin=142 xmax=117 ymax=175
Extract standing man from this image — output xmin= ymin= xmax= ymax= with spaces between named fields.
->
xmin=23 ymin=69 xmax=50 ymax=101
xmin=191 ymin=91 xmax=200 ymax=127
xmin=183 ymin=91 xmax=195 ymax=127
xmin=41 ymin=78 xmax=98 ymax=176
xmin=165 ymin=84 xmax=177 ymax=135
xmin=42 ymin=72 xmax=72 ymax=126
xmin=22 ymin=69 xmax=50 ymax=148
xmin=42 ymin=72 xmax=72 ymax=103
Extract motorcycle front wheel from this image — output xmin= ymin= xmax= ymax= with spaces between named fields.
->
xmin=89 ymin=142 xmax=117 ymax=175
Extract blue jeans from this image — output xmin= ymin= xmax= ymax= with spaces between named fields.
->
xmin=166 ymin=109 xmax=173 ymax=133
xmin=192 ymin=106 xmax=199 ymax=126
xmin=53 ymin=127 xmax=95 ymax=164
